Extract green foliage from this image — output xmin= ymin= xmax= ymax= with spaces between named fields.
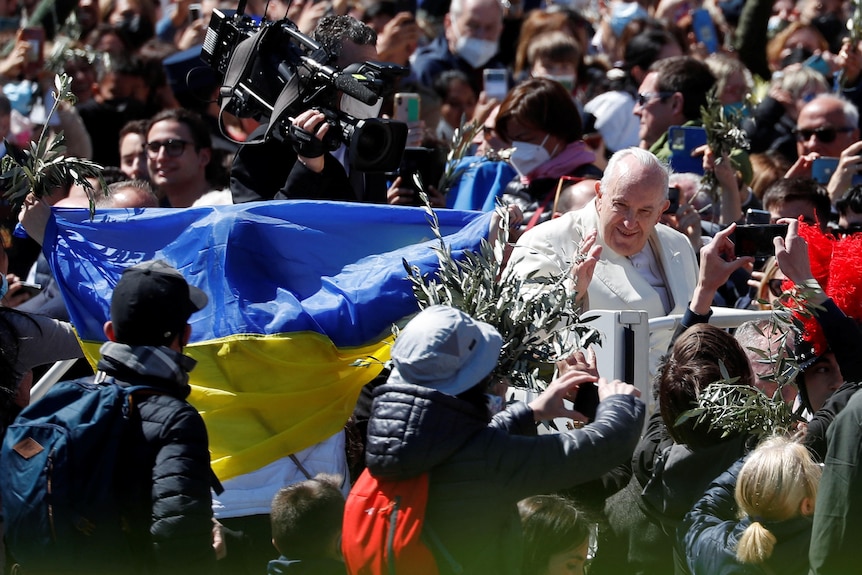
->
xmin=849 ymin=0 xmax=862 ymax=47
xmin=0 ymin=74 xmax=105 ymax=216
xmin=677 ymin=286 xmax=824 ymax=440
xmin=436 ymin=117 xmax=513 ymax=197
xmin=699 ymin=87 xmax=750 ymax=200
xmin=403 ymin=201 xmax=600 ymax=391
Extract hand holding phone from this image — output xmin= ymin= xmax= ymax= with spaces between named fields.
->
xmin=394 ymin=93 xmax=422 ymax=147
xmin=668 ymin=126 xmax=707 ymax=175
xmin=733 ymin=224 xmax=788 ymax=258
xmin=691 ymin=8 xmax=719 ymax=54
xmin=19 ymin=27 xmax=44 ymax=78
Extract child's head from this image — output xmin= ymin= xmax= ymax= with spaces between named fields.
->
xmin=270 ymin=474 xmax=345 ymax=560
xmin=527 ymin=31 xmax=581 ymax=93
xmin=658 ymin=324 xmax=753 ymax=448
xmin=518 ymin=494 xmax=590 ymax=575
xmin=735 ymin=436 xmax=821 ymax=564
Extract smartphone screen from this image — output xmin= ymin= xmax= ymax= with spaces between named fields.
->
xmin=483 ymin=69 xmax=508 ymax=100
xmin=20 ymin=27 xmax=44 ymax=77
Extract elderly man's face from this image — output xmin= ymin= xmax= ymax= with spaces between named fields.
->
xmin=446 ymin=0 xmax=503 ymax=43
xmin=796 ymin=98 xmax=859 ymax=158
xmin=596 ymin=156 xmax=669 ymax=256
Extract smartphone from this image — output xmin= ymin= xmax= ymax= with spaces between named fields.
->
xmin=745 ymin=208 xmax=772 ymax=225
xmin=810 ymin=156 xmax=862 ymax=186
xmin=15 ymin=281 xmax=42 ymax=297
xmin=691 ymin=8 xmax=719 ymax=54
xmin=573 ymin=381 xmax=599 ymax=422
xmin=483 ymin=68 xmax=508 ymax=101
xmin=19 ymin=27 xmax=44 ymax=78
xmin=394 ymin=146 xmax=446 ymax=204
xmin=665 ymin=186 xmax=680 ymax=214
xmin=393 ymin=92 xmax=420 ymax=124
xmin=733 ymin=224 xmax=788 ymax=258
xmin=188 ymin=3 xmax=202 ymax=22
xmin=668 ymin=125 xmax=707 ymax=175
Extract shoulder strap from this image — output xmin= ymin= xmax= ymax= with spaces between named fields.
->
xmin=97 ymin=374 xmax=225 ymax=496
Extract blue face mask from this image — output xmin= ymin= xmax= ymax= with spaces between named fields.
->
xmin=803 ymin=53 xmax=831 ymax=80
xmin=485 ymin=393 xmax=504 ymax=417
xmin=0 ymin=274 xmax=8 ymax=300
xmin=723 ymin=102 xmax=749 ymax=118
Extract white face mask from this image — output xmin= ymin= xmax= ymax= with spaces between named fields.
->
xmin=455 ymin=33 xmax=498 ymax=69
xmin=509 ymin=134 xmax=552 ymax=177
xmin=541 ymin=73 xmax=576 ymax=93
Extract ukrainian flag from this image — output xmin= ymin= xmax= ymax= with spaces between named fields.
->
xmin=43 ymin=201 xmax=491 ymax=480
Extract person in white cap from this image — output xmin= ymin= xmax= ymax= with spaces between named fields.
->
xmin=361 ymin=304 xmax=644 ymax=575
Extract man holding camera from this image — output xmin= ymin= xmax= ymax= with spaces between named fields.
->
xmin=231 ymin=15 xmax=418 ymax=205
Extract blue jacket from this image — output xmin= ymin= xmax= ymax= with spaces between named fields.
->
xmin=410 ymin=36 xmax=506 ymax=94
xmin=680 ymin=459 xmax=813 ymax=575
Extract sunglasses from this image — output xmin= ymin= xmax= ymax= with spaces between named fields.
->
xmin=636 ymin=91 xmax=675 ymax=107
xmin=145 ymin=139 xmax=191 ymax=158
xmin=767 ymin=278 xmax=785 ymax=298
xmin=793 ymin=126 xmax=854 ymax=143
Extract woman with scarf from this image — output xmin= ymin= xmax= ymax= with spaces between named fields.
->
xmin=495 ymin=77 xmax=602 ymax=230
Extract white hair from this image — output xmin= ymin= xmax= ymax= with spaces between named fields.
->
xmin=449 ymin=0 xmax=502 ymax=18
xmin=601 ymin=147 xmax=670 ymax=198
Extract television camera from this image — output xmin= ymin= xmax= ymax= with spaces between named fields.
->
xmin=200 ymin=1 xmax=407 ymax=171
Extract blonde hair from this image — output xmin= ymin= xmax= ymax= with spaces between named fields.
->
xmin=735 ymin=436 xmax=821 ymax=564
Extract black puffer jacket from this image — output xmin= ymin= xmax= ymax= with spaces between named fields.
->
xmin=679 ymin=458 xmax=813 ymax=575
xmin=99 ymin=350 xmax=217 ymax=575
xmin=365 ymin=382 xmax=645 ymax=575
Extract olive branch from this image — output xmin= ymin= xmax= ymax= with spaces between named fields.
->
xmin=676 ymin=286 xmax=823 ymax=440
xmin=0 ymin=73 xmax=105 ymax=217
xmin=400 ymin=197 xmax=600 ymax=391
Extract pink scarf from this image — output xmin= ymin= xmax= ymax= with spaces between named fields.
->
xmin=522 ymin=140 xmax=596 ymax=184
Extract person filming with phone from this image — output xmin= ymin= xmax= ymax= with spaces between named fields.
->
xmin=786 ymin=94 xmax=862 ymax=204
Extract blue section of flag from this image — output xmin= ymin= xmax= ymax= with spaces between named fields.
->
xmin=44 ymin=201 xmax=491 ymax=348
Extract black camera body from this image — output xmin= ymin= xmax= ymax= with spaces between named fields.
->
xmin=200 ymin=7 xmax=407 ymax=172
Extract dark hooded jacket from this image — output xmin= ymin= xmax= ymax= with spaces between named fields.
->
xmin=364 ymin=381 xmax=645 ymax=575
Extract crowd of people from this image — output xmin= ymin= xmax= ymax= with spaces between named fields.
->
xmin=0 ymin=0 xmax=861 ymax=572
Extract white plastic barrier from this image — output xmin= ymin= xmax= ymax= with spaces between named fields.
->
xmin=518 ymin=307 xmax=779 ymax=433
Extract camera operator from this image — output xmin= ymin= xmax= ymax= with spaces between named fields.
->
xmin=231 ymin=15 xmax=423 ymax=205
